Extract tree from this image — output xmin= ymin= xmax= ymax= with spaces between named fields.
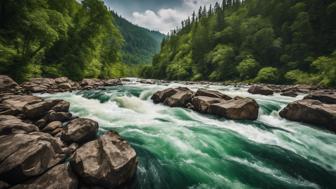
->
xmin=237 ymin=57 xmax=259 ymax=80
xmin=255 ymin=67 xmax=279 ymax=83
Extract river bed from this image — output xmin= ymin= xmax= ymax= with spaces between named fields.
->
xmin=39 ymin=79 xmax=336 ymax=189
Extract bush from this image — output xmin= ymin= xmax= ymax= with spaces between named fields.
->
xmin=236 ymin=57 xmax=259 ymax=80
xmin=311 ymin=51 xmax=336 ymax=87
xmin=255 ymin=67 xmax=279 ymax=83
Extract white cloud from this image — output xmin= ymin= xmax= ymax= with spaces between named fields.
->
xmin=130 ymin=0 xmax=221 ymax=34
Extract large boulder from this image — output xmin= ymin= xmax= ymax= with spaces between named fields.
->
xmin=61 ymin=118 xmax=98 ymax=144
xmin=195 ymin=89 xmax=232 ymax=100
xmin=0 ymin=115 xmax=38 ymax=135
xmin=0 ymin=95 xmax=42 ymax=115
xmin=0 ymin=132 xmax=65 ymax=184
xmin=280 ymin=90 xmax=298 ymax=97
xmin=191 ymin=96 xmax=223 ymax=113
xmin=209 ymin=97 xmax=259 ymax=120
xmin=151 ymin=88 xmax=178 ymax=104
xmin=163 ymin=88 xmax=194 ymax=107
xmin=11 ymin=163 xmax=78 ymax=189
xmin=23 ymin=100 xmax=59 ymax=119
xmin=304 ymin=92 xmax=336 ymax=104
xmin=279 ymin=99 xmax=336 ymax=132
xmin=248 ymin=85 xmax=274 ymax=96
xmin=70 ymin=131 xmax=137 ymax=188
xmin=0 ymin=75 xmax=21 ymax=93
xmin=21 ymin=77 xmax=79 ymax=93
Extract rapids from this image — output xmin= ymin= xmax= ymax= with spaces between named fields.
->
xmin=39 ymin=79 xmax=336 ymax=189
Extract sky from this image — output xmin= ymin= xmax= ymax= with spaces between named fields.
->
xmin=104 ymin=0 xmax=221 ymax=34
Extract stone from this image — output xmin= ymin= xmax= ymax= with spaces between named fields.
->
xmin=0 ymin=132 xmax=65 ymax=184
xmin=191 ymin=96 xmax=223 ymax=113
xmin=23 ymin=100 xmax=59 ymax=119
xmin=163 ymin=89 xmax=194 ymax=107
xmin=209 ymin=97 xmax=259 ymax=120
xmin=11 ymin=163 xmax=78 ymax=189
xmin=0 ymin=181 xmax=9 ymax=189
xmin=280 ymin=91 xmax=298 ymax=97
xmin=45 ymin=111 xmax=72 ymax=122
xmin=61 ymin=118 xmax=98 ymax=144
xmin=151 ymin=88 xmax=178 ymax=104
xmin=248 ymin=85 xmax=274 ymax=96
xmin=279 ymin=99 xmax=336 ymax=132
xmin=0 ymin=75 xmax=21 ymax=93
xmin=0 ymin=115 xmax=39 ymax=135
xmin=70 ymin=132 xmax=137 ymax=188
xmin=0 ymin=95 xmax=42 ymax=115
xmin=51 ymin=100 xmax=70 ymax=112
xmin=195 ymin=89 xmax=232 ymax=100
xmin=304 ymin=92 xmax=336 ymax=104
xmin=42 ymin=121 xmax=62 ymax=132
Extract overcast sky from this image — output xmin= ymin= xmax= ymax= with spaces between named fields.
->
xmin=104 ymin=0 xmax=221 ymax=34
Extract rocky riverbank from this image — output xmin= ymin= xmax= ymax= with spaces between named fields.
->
xmin=0 ymin=75 xmax=136 ymax=189
xmin=152 ymin=84 xmax=336 ymax=133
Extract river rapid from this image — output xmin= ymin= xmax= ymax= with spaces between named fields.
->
xmin=39 ymin=79 xmax=336 ymax=189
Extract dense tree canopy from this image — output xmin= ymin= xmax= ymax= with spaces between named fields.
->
xmin=0 ymin=0 xmax=163 ymax=82
xmin=142 ymin=0 xmax=336 ymax=87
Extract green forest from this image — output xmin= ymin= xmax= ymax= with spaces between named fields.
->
xmin=141 ymin=0 xmax=336 ymax=87
xmin=0 ymin=0 xmax=163 ymax=82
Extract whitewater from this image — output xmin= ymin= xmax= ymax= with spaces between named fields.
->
xmin=39 ymin=79 xmax=336 ymax=189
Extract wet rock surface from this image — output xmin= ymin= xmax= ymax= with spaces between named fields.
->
xmin=152 ymin=87 xmax=259 ymax=120
xmin=0 ymin=76 xmax=137 ymax=189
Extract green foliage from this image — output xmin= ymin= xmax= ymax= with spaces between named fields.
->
xmin=0 ymin=0 xmax=146 ymax=82
xmin=237 ymin=57 xmax=259 ymax=80
xmin=311 ymin=51 xmax=336 ymax=87
xmin=142 ymin=0 xmax=336 ymax=87
xmin=255 ymin=67 xmax=279 ymax=83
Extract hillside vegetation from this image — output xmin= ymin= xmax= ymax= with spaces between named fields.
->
xmin=0 ymin=0 xmax=163 ymax=82
xmin=141 ymin=0 xmax=336 ymax=87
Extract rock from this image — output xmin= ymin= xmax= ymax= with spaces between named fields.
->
xmin=191 ymin=96 xmax=223 ymax=113
xmin=248 ymin=85 xmax=274 ymax=96
xmin=70 ymin=132 xmax=137 ymax=188
xmin=151 ymin=88 xmax=178 ymax=104
xmin=51 ymin=100 xmax=70 ymax=112
xmin=279 ymin=99 xmax=336 ymax=131
xmin=163 ymin=89 xmax=194 ymax=107
xmin=280 ymin=91 xmax=298 ymax=97
xmin=0 ymin=95 xmax=42 ymax=115
xmin=62 ymin=143 xmax=79 ymax=156
xmin=0 ymin=115 xmax=39 ymax=135
xmin=42 ymin=121 xmax=62 ymax=133
xmin=45 ymin=110 xmax=72 ymax=122
xmin=61 ymin=118 xmax=98 ymax=144
xmin=195 ymin=89 xmax=232 ymax=100
xmin=0 ymin=132 xmax=65 ymax=184
xmin=23 ymin=100 xmax=59 ymax=119
xmin=104 ymin=79 xmax=122 ymax=86
xmin=0 ymin=181 xmax=9 ymax=189
xmin=139 ymin=79 xmax=155 ymax=84
xmin=209 ymin=97 xmax=259 ymax=120
xmin=11 ymin=163 xmax=78 ymax=189
xmin=0 ymin=75 xmax=21 ymax=93
xmin=21 ymin=77 xmax=79 ymax=93
xmin=304 ymin=92 xmax=336 ymax=104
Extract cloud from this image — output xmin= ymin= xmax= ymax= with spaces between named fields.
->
xmin=130 ymin=0 xmax=221 ymax=34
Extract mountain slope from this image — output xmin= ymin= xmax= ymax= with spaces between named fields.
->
xmin=142 ymin=0 xmax=336 ymax=87
xmin=112 ymin=12 xmax=165 ymax=65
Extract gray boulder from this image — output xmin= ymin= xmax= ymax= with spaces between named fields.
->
xmin=0 ymin=95 xmax=42 ymax=115
xmin=11 ymin=163 xmax=78 ymax=189
xmin=23 ymin=100 xmax=59 ymax=119
xmin=0 ymin=132 xmax=65 ymax=184
xmin=70 ymin=131 xmax=137 ymax=188
xmin=163 ymin=88 xmax=194 ymax=107
xmin=304 ymin=92 xmax=336 ymax=104
xmin=0 ymin=115 xmax=38 ymax=135
xmin=279 ymin=99 xmax=336 ymax=132
xmin=151 ymin=88 xmax=178 ymax=104
xmin=209 ymin=97 xmax=259 ymax=120
xmin=61 ymin=118 xmax=98 ymax=144
xmin=191 ymin=96 xmax=223 ymax=113
xmin=0 ymin=75 xmax=22 ymax=93
xmin=248 ymin=85 xmax=274 ymax=96
xmin=195 ymin=89 xmax=232 ymax=100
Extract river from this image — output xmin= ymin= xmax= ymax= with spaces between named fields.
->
xmin=39 ymin=79 xmax=336 ymax=189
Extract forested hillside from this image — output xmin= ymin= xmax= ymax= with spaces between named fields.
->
xmin=0 ymin=0 xmax=163 ymax=82
xmin=112 ymin=12 xmax=165 ymax=65
xmin=142 ymin=0 xmax=336 ymax=87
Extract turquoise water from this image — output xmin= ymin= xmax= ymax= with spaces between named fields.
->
xmin=40 ymin=81 xmax=336 ymax=189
